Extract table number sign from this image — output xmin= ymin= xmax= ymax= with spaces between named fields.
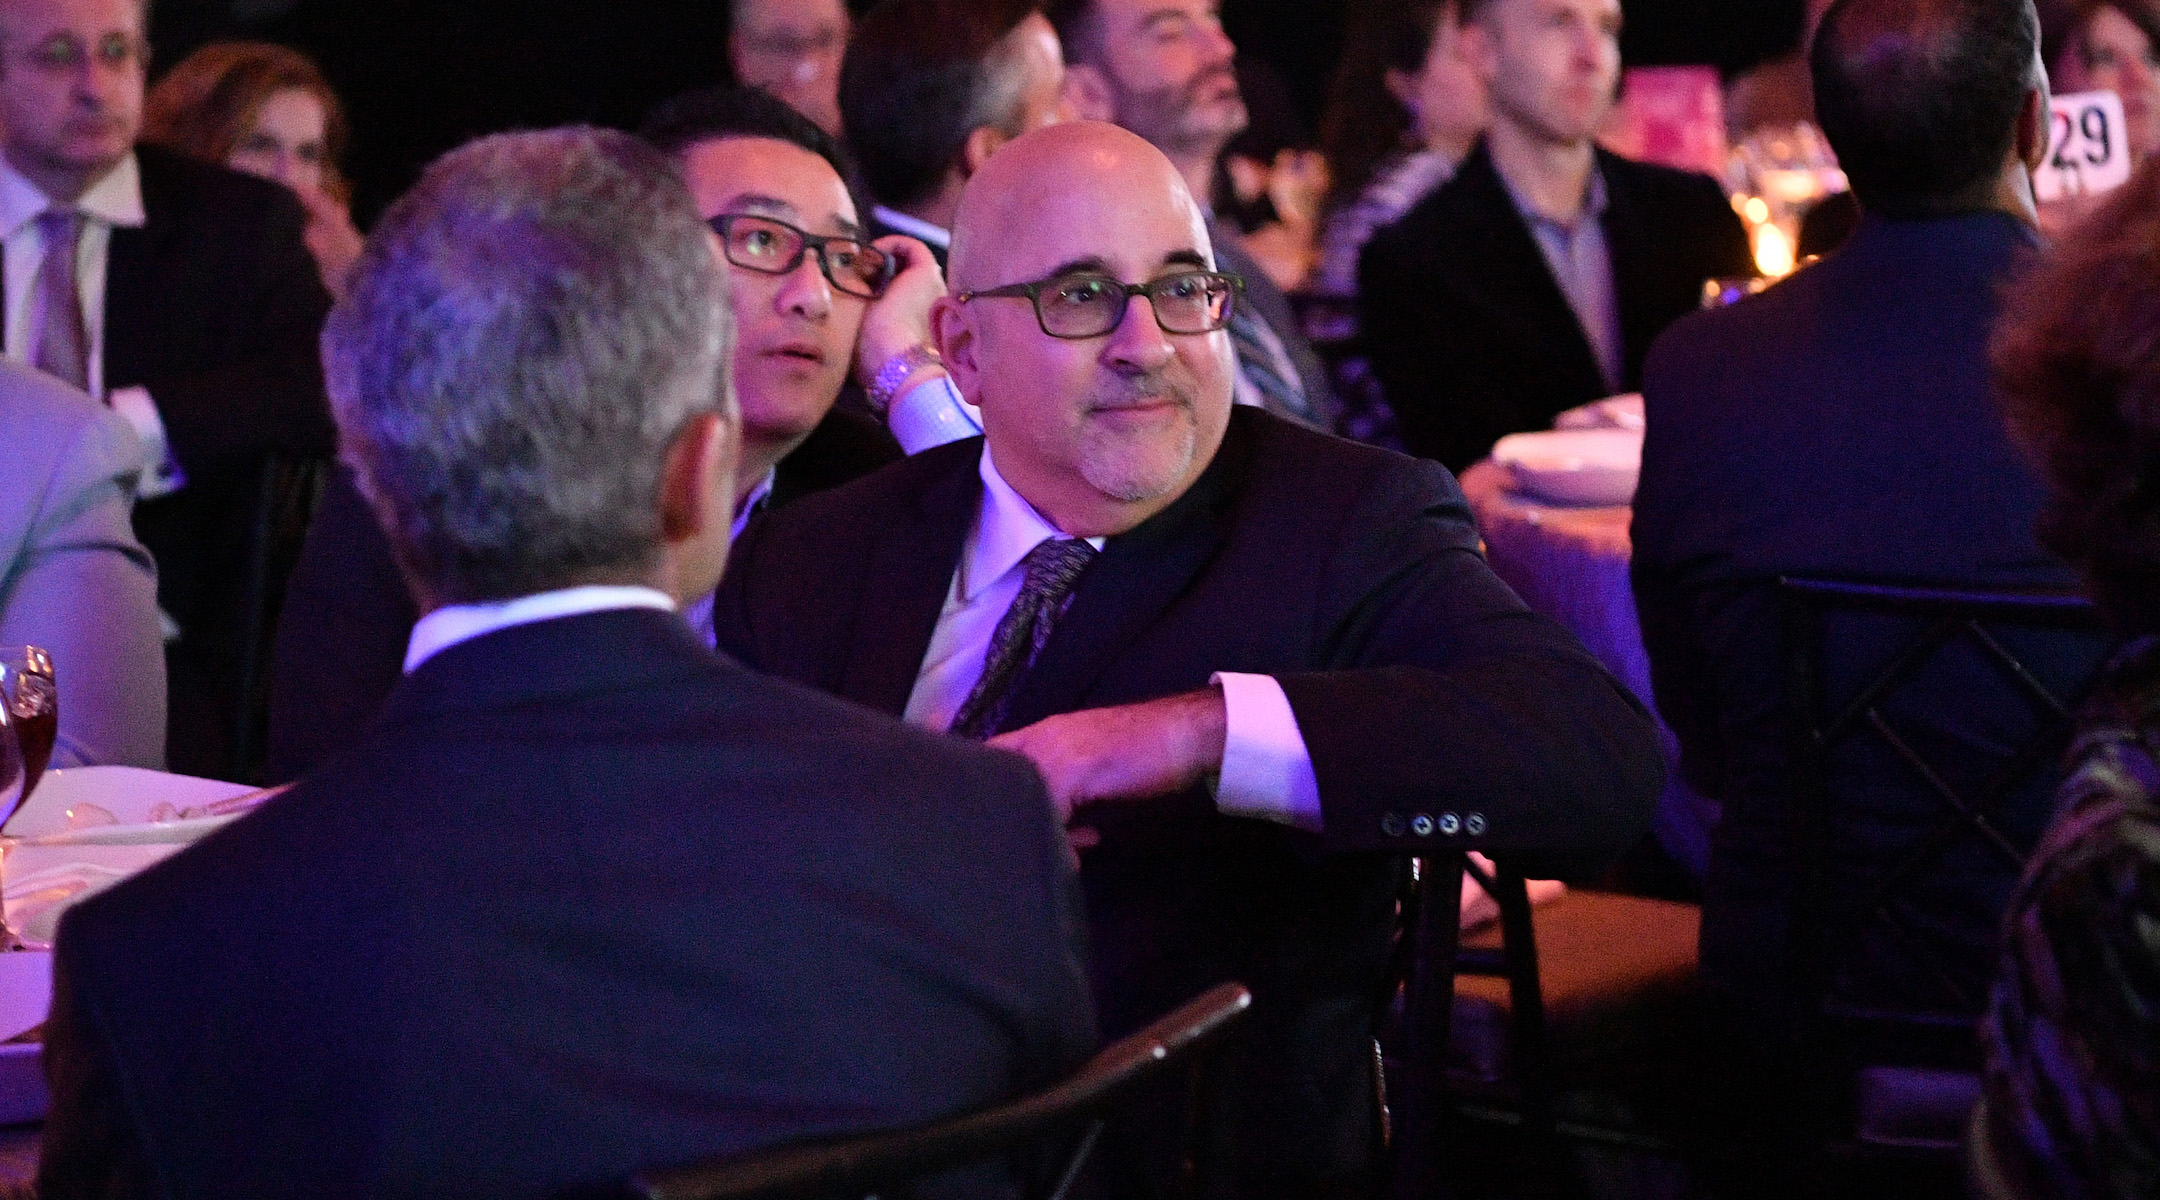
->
xmin=2035 ymin=90 xmax=2132 ymax=203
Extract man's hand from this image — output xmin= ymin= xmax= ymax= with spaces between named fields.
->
xmin=854 ymin=234 xmax=947 ymax=391
xmin=988 ymin=687 xmax=1228 ymax=833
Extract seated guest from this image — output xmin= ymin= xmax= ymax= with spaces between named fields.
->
xmin=840 ymin=0 xmax=1069 ymax=267
xmin=1047 ymin=0 xmax=1338 ymax=429
xmin=2045 ymin=0 xmax=2160 ymax=165
xmin=713 ymin=120 xmax=1663 ymax=1199
xmin=1360 ymin=0 xmax=1753 ymax=473
xmin=1313 ymin=0 xmax=1487 ymax=302
xmin=0 ymin=0 xmax=335 ymax=779
xmin=1976 ymin=156 xmax=2160 ymax=1200
xmin=0 ymin=359 xmax=163 ymax=769
xmin=729 ymin=0 xmax=850 ymax=136
xmin=265 ymin=87 xmax=923 ymax=780
xmin=38 ymin=125 xmax=1096 ymax=1200
xmin=142 ymin=41 xmax=367 ymax=298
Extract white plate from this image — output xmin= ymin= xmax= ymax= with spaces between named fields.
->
xmin=4 ymin=766 xmax=255 ymax=839
xmin=1492 ymin=428 xmax=1643 ymax=507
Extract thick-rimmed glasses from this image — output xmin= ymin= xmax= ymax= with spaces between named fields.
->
xmin=708 ymin=213 xmax=894 ymax=299
xmin=956 ymin=269 xmax=1243 ymax=339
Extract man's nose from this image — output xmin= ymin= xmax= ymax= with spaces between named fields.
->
xmin=777 ymin=251 xmax=834 ymax=319
xmin=1103 ymin=294 xmax=1176 ymax=372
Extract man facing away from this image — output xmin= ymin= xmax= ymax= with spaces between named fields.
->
xmin=1045 ymin=0 xmax=1337 ymax=430
xmin=714 ymin=120 xmax=1663 ymax=1200
xmin=0 ymin=0 xmax=335 ymax=776
xmin=265 ymin=87 xmax=934 ymax=781
xmin=1631 ymin=0 xmax=2104 ymax=1186
xmin=841 ymin=0 xmax=1070 ymax=266
xmin=39 ymin=126 xmax=1095 ymax=1200
xmin=1360 ymin=0 xmax=1754 ymax=473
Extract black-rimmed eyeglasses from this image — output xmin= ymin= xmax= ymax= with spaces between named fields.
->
xmin=707 ymin=213 xmax=895 ymax=299
xmin=955 ymin=269 xmax=1242 ymax=339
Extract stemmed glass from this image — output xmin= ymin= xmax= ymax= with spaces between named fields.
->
xmin=0 ymin=647 xmax=56 ymax=829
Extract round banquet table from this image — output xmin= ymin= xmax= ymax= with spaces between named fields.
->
xmin=1458 ymin=460 xmax=1718 ymax=878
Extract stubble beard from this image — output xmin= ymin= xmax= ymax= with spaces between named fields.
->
xmin=1077 ymin=381 xmax=1200 ymax=504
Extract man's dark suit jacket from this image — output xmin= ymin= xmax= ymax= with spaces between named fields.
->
xmin=713 ymin=407 xmax=1663 ymax=1197
xmin=1631 ymin=212 xmax=2101 ymax=1034
xmin=53 ymin=145 xmax=337 ymax=776
xmin=1359 ymin=142 xmax=1753 ymax=472
xmin=264 ymin=408 xmax=901 ymax=782
xmin=40 ymin=607 xmax=1096 ymax=1200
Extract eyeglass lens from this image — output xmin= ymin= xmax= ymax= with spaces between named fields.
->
xmin=714 ymin=215 xmax=889 ymax=298
xmin=1038 ymin=273 xmax=1234 ymax=338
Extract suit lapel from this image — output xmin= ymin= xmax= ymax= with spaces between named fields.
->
xmin=102 ymin=157 xmax=173 ymax=391
xmin=835 ymin=446 xmax=981 ymax=716
xmin=1595 ymin=152 xmax=1664 ymax=388
xmin=1439 ymin=146 xmax=1608 ymax=400
xmin=993 ymin=417 xmax=1252 ymax=732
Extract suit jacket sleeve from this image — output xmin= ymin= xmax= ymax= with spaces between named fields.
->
xmin=1275 ymin=457 xmax=1663 ymax=878
xmin=147 ymin=186 xmax=336 ymax=472
xmin=0 ymin=404 xmax=165 ymax=769
xmin=39 ymin=930 xmax=159 ymax=1200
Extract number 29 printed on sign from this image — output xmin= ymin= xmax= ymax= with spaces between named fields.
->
xmin=2036 ymin=90 xmax=2133 ymax=203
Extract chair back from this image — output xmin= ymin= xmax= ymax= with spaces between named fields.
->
xmin=596 ymin=982 xmax=1252 ymax=1200
xmin=1776 ymin=577 xmax=2112 ymax=1064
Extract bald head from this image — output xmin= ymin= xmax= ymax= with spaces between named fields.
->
xmin=1812 ymin=0 xmax=2044 ymax=217
xmin=948 ymin=121 xmax=1211 ymax=293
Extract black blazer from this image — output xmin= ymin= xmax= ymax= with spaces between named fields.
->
xmin=41 ymin=607 xmax=1096 ymax=1200
xmin=1630 ymin=212 xmax=2101 ymax=1029
xmin=264 ymin=408 xmax=901 ymax=783
xmin=1359 ymin=142 xmax=1752 ymax=472
xmin=713 ymin=407 xmax=1662 ymax=1197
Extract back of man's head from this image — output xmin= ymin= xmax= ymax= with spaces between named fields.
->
xmin=324 ymin=127 xmax=731 ymax=607
xmin=1812 ymin=0 xmax=2043 ymax=217
xmin=638 ymin=84 xmax=853 ymax=179
xmin=841 ymin=0 xmax=1045 ymax=211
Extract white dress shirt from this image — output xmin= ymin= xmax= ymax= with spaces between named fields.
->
xmin=404 ymin=585 xmax=678 ymax=674
xmin=0 ymin=154 xmax=178 ymax=496
xmin=902 ymin=446 xmax=1324 ymax=832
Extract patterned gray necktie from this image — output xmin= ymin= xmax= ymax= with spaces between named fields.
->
xmin=1226 ymin=305 xmax=1320 ymax=427
xmin=949 ymin=537 xmax=1099 ymax=740
xmin=32 ymin=209 xmax=88 ymax=393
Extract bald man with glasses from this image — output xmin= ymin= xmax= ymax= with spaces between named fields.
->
xmin=714 ymin=120 xmax=1663 ymax=1200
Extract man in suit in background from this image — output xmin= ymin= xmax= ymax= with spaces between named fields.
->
xmin=1631 ymin=0 xmax=2094 ymax=1186
xmin=715 ymin=120 xmax=1663 ymax=1199
xmin=41 ymin=125 xmax=1096 ymax=1200
xmin=0 ymin=0 xmax=334 ymax=777
xmin=1361 ymin=0 xmax=1753 ymax=472
xmin=1046 ymin=0 xmax=1336 ymax=430
xmin=841 ymin=0 xmax=1069 ymax=268
xmin=0 ymin=357 xmax=163 ymax=769
xmin=266 ymin=87 xmax=923 ymax=780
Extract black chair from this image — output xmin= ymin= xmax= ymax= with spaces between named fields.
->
xmin=1776 ymin=577 xmax=2112 ymax=1180
xmin=583 ymin=982 xmax=1251 ymax=1200
xmin=228 ymin=454 xmax=328 ymax=783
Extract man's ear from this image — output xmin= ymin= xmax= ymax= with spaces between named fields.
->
xmin=656 ymin=408 xmax=740 ymax=605
xmin=1457 ymin=19 xmax=1500 ymax=87
xmin=961 ymin=124 xmax=1008 ymax=178
xmin=930 ymin=295 xmax=980 ymax=402
xmin=1061 ymin=63 xmax=1115 ymax=123
xmin=2016 ymin=84 xmax=2051 ymax=174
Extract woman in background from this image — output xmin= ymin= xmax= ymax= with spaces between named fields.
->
xmin=1980 ymin=156 xmax=2160 ymax=1200
xmin=144 ymin=42 xmax=365 ymax=298
xmin=1312 ymin=0 xmax=1486 ymax=301
xmin=2047 ymin=0 xmax=2160 ymax=166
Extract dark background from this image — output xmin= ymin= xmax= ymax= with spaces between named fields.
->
xmin=144 ymin=0 xmax=1806 ymax=220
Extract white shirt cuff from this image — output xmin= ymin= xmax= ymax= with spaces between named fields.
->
xmin=1211 ymin=671 xmax=1323 ymax=833
xmin=107 ymin=386 xmax=184 ymax=498
xmin=887 ymin=373 xmax=982 ymax=455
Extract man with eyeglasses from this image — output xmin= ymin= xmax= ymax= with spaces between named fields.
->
xmin=0 ymin=0 xmax=334 ymax=778
xmin=265 ymin=87 xmax=945 ymax=781
xmin=714 ymin=120 xmax=1663 ymax=1200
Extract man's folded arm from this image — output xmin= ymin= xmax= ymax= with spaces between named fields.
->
xmin=1276 ymin=458 xmax=1664 ymax=878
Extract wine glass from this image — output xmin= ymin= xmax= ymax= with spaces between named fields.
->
xmin=0 ymin=647 xmax=56 ymax=827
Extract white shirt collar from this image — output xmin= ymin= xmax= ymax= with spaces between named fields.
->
xmin=871 ymin=204 xmax=951 ymax=250
xmin=403 ymin=585 xmax=677 ymax=674
xmin=0 ymin=152 xmax=145 ymax=238
xmin=963 ymin=446 xmax=1104 ymax=603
